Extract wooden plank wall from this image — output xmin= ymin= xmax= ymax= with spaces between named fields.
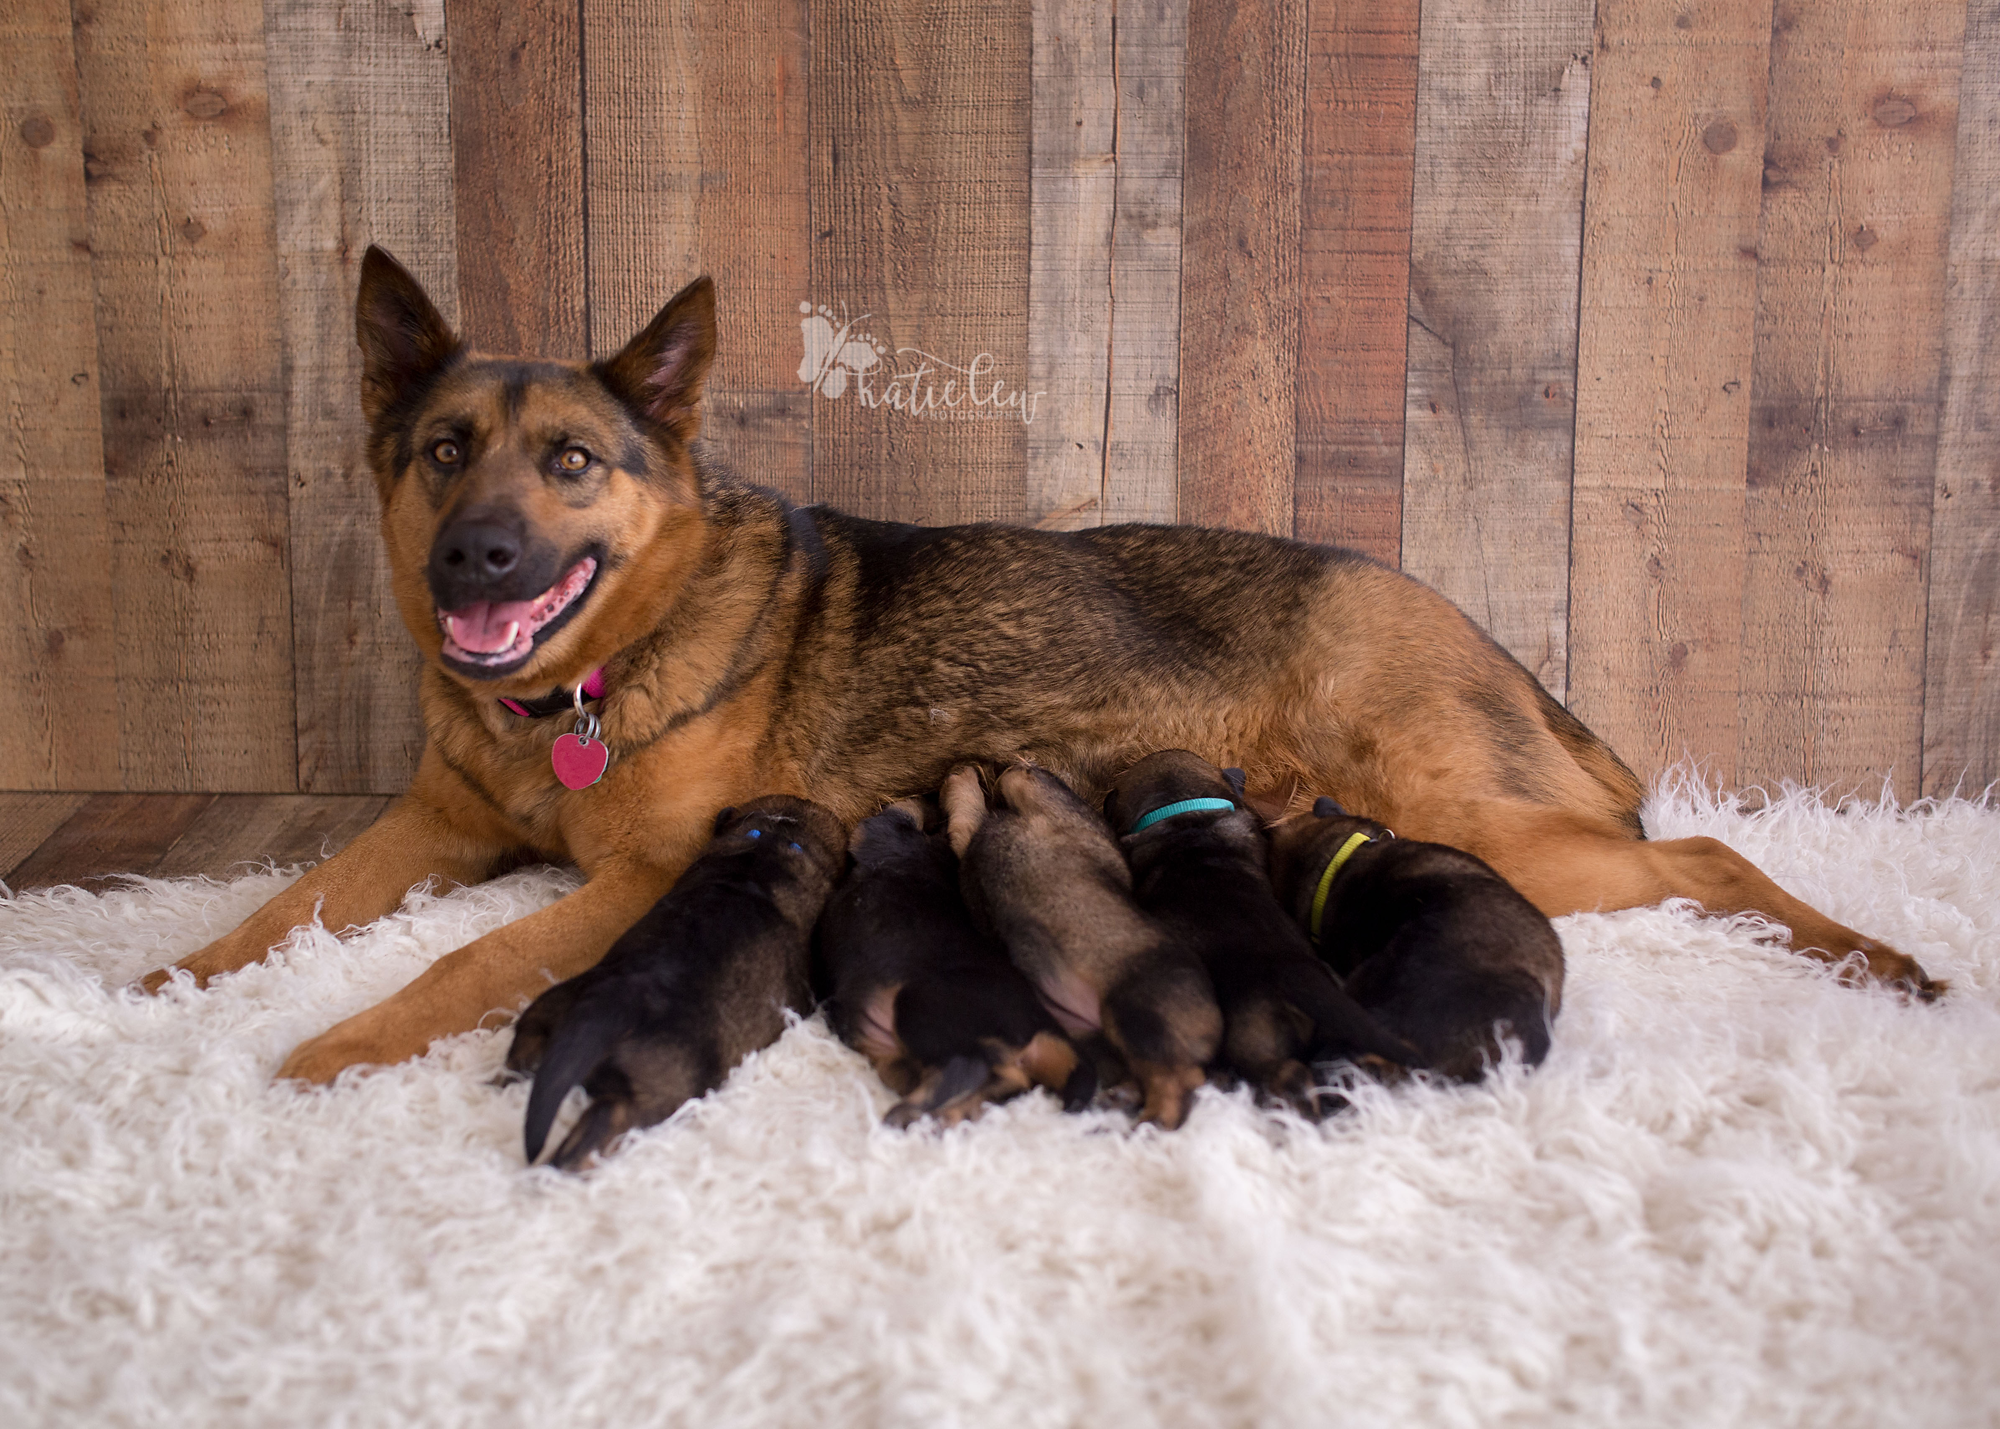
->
xmin=2 ymin=0 xmax=1994 ymax=803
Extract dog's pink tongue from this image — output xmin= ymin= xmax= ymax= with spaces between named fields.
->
xmin=442 ymin=600 xmax=534 ymax=654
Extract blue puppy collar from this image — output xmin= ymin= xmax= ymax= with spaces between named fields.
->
xmin=1127 ymin=797 xmax=1237 ymax=834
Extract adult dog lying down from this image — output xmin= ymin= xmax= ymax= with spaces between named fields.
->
xmin=143 ymin=247 xmax=1939 ymax=1083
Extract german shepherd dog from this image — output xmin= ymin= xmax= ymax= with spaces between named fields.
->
xmin=509 ymin=796 xmax=843 ymax=1169
xmin=1104 ymin=751 xmax=1416 ymax=1111
xmin=818 ymin=797 xmax=1086 ymax=1127
xmin=1267 ymin=798 xmax=1565 ymax=1082
xmin=141 ymin=246 xmax=1939 ymax=1084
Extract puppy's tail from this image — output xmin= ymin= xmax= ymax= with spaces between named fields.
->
xmin=1280 ymin=960 xmax=1419 ymax=1068
xmin=523 ymin=997 xmax=635 ymax=1164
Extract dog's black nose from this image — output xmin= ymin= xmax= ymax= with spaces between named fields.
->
xmin=428 ymin=509 xmax=546 ymax=609
xmin=436 ymin=519 xmax=521 ymax=578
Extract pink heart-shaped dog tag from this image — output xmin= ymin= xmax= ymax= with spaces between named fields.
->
xmin=551 ymin=733 xmax=610 ymax=790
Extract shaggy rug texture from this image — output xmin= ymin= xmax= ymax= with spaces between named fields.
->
xmin=2 ymin=775 xmax=1996 ymax=1428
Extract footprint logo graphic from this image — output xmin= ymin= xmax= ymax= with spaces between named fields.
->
xmin=798 ymin=302 xmax=888 ymax=400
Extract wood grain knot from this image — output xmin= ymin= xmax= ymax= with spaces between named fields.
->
xmin=19 ymin=115 xmax=56 ymax=149
xmin=183 ymin=88 xmax=228 ymax=120
xmin=1701 ymin=120 xmax=1737 ymax=155
xmin=1872 ymin=96 xmax=1916 ymax=128
xmin=1852 ymin=225 xmax=1879 ymax=252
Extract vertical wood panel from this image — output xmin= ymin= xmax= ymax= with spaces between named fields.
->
xmin=1400 ymin=0 xmax=1593 ymax=698
xmin=266 ymin=0 xmax=455 ymax=795
xmin=1293 ymin=0 xmax=1419 ymax=564
xmin=0 ymin=0 xmax=118 ymax=789
xmin=582 ymin=0 xmax=699 ymax=356
xmin=809 ymin=0 xmax=1031 ymax=524
xmin=586 ymin=0 xmax=810 ymax=500
xmin=1177 ymin=0 xmax=1306 ymax=536
xmin=1026 ymin=0 xmax=1115 ymax=530
xmin=1103 ymin=0 xmax=1187 ymax=527
xmin=74 ymin=0 xmax=296 ymax=791
xmin=1739 ymin=0 xmax=1964 ymax=800
xmin=1567 ymin=0 xmax=1770 ymax=787
xmin=1923 ymin=0 xmax=2000 ymax=796
xmin=449 ymin=0 xmax=584 ymax=357
xmin=693 ymin=0 xmax=812 ymax=504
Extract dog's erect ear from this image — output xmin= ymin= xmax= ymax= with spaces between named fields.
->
xmin=596 ymin=275 xmax=717 ymax=444
xmin=1221 ymin=767 xmax=1248 ymax=802
xmin=355 ymin=246 xmax=460 ymax=428
xmin=1312 ymin=795 xmax=1346 ymax=819
xmin=712 ymin=805 xmax=739 ymax=835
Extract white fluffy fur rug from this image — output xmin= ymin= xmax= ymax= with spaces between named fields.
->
xmin=3 ymin=775 xmax=1997 ymax=1428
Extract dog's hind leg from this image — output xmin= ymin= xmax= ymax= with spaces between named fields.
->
xmin=141 ymin=759 xmax=513 ymax=993
xmin=1474 ymin=807 xmax=1942 ymax=998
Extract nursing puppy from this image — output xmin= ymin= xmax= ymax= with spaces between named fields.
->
xmin=943 ymin=762 xmax=1221 ymax=1129
xmin=508 ymin=796 xmax=844 ymax=1168
xmin=1105 ymin=751 xmax=1416 ymax=1111
xmin=819 ymin=797 xmax=1086 ymax=1127
xmin=1266 ymin=798 xmax=1564 ymax=1081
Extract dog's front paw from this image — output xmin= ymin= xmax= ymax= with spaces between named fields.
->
xmin=1842 ymin=941 xmax=1946 ymax=1002
xmin=276 ymin=1027 xmax=391 ymax=1085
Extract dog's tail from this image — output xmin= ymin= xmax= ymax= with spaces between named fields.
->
xmin=523 ymin=997 xmax=636 ymax=1164
xmin=1280 ymin=960 xmax=1419 ymax=1068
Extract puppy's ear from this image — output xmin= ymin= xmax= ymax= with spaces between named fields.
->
xmin=1313 ymin=795 xmax=1346 ymax=819
xmin=355 ymin=246 xmax=460 ymax=428
xmin=1221 ymin=767 xmax=1248 ymax=802
xmin=596 ymin=275 xmax=716 ymax=445
xmin=712 ymin=805 xmax=739 ymax=835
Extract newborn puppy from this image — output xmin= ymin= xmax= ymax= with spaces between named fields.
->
xmin=943 ymin=762 xmax=1222 ymax=1129
xmin=508 ymin=796 xmax=845 ymax=1169
xmin=819 ymin=797 xmax=1088 ymax=1126
xmin=1266 ymin=797 xmax=1564 ymax=1081
xmin=1105 ymin=751 xmax=1415 ymax=1112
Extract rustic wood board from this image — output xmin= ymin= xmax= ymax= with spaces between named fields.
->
xmin=1567 ymin=0 xmax=1771 ymax=787
xmin=1293 ymin=0 xmax=1419 ymax=564
xmin=3 ymin=792 xmax=215 ymax=891
xmin=148 ymin=793 xmax=389 ymax=879
xmin=0 ymin=0 xmax=118 ymax=790
xmin=448 ymin=0 xmax=585 ymax=357
xmin=583 ymin=0 xmax=701 ymax=353
xmin=265 ymin=0 xmax=454 ymax=795
xmin=72 ymin=0 xmax=297 ymax=790
xmin=0 ymin=793 xmax=91 ymax=882
xmin=809 ymin=0 xmax=1031 ymax=524
xmin=1400 ymin=0 xmax=1594 ymax=698
xmin=1102 ymin=0 xmax=1188 ymax=528
xmin=1177 ymin=0 xmax=1306 ymax=536
xmin=1738 ymin=0 xmax=1964 ymax=800
xmin=693 ymin=0 xmax=813 ymax=504
xmin=1922 ymin=0 xmax=2000 ymax=797
xmin=1026 ymin=0 xmax=1117 ymax=530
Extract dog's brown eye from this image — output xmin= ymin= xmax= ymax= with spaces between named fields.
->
xmin=557 ymin=446 xmax=592 ymax=474
xmin=431 ymin=439 xmax=460 ymax=465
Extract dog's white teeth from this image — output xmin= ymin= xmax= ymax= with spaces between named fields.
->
xmin=500 ymin=621 xmax=522 ymax=649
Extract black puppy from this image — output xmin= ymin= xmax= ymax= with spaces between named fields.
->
xmin=818 ymin=797 xmax=1088 ymax=1126
xmin=508 ymin=796 xmax=846 ymax=1168
xmin=1266 ymin=798 xmax=1565 ymax=1081
xmin=1105 ymin=751 xmax=1415 ymax=1112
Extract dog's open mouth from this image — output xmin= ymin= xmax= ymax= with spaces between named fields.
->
xmin=437 ymin=556 xmax=598 ymax=670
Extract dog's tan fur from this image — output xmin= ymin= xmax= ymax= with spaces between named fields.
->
xmin=142 ymin=248 xmax=1938 ymax=1083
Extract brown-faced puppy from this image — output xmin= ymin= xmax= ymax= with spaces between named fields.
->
xmin=942 ymin=762 xmax=1222 ymax=1129
xmin=1267 ymin=797 xmax=1565 ymax=1082
xmin=1105 ymin=751 xmax=1416 ymax=1112
xmin=817 ymin=797 xmax=1088 ymax=1127
xmin=508 ymin=796 xmax=844 ymax=1169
